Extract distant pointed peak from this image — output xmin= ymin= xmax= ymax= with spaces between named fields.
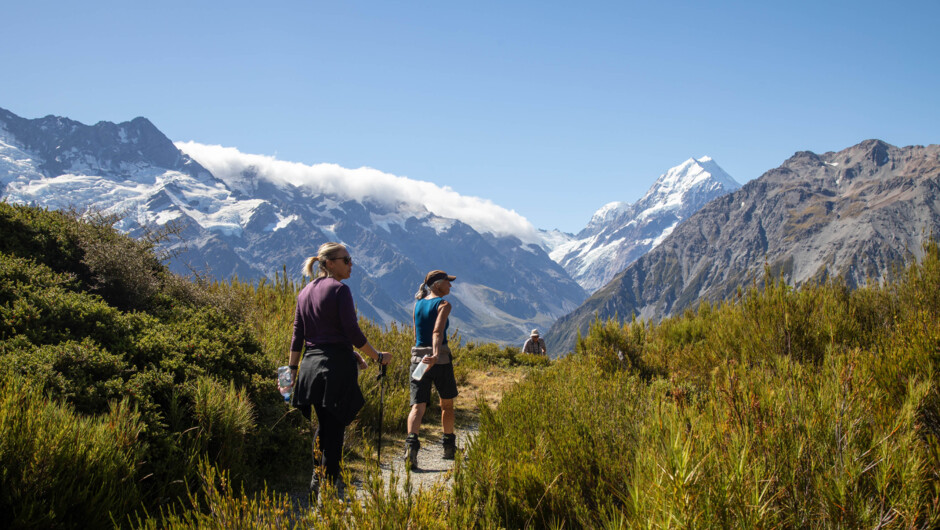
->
xmin=129 ymin=116 xmax=157 ymax=129
xmin=638 ymin=156 xmax=740 ymax=207
xmin=655 ymin=156 xmax=728 ymax=184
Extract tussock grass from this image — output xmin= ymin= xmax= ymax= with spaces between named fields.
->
xmin=0 ymin=374 xmax=145 ymax=528
xmin=455 ymin=241 xmax=940 ymax=528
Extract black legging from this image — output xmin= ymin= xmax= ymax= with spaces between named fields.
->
xmin=312 ymin=401 xmax=346 ymax=484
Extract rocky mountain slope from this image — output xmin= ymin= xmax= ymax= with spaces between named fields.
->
xmin=546 ymin=140 xmax=940 ymax=352
xmin=0 ymin=107 xmax=586 ymax=343
xmin=546 ymin=157 xmax=739 ymax=293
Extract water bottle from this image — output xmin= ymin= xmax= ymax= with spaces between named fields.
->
xmin=411 ymin=357 xmax=430 ymax=381
xmin=277 ymin=366 xmax=292 ymax=402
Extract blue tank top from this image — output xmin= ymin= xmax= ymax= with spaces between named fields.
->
xmin=414 ymin=297 xmax=448 ymax=347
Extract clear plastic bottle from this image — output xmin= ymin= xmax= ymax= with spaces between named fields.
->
xmin=411 ymin=357 xmax=430 ymax=381
xmin=277 ymin=366 xmax=292 ymax=402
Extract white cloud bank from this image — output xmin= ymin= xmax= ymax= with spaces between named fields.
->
xmin=175 ymin=141 xmax=538 ymax=243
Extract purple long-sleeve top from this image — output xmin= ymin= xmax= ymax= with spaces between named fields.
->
xmin=290 ymin=277 xmax=368 ymax=352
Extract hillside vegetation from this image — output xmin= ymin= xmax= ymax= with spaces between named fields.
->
xmin=0 ymin=202 xmax=545 ymax=528
xmin=2 ymin=201 xmax=939 ymax=528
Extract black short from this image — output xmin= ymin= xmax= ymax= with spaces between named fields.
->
xmin=410 ymin=362 xmax=459 ymax=405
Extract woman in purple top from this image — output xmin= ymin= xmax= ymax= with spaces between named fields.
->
xmin=286 ymin=242 xmax=391 ymax=500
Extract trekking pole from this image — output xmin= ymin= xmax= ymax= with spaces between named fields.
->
xmin=376 ymin=362 xmax=387 ymax=464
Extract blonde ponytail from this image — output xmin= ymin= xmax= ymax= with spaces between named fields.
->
xmin=301 ymin=256 xmax=320 ymax=278
xmin=414 ymin=281 xmax=430 ymax=300
xmin=301 ymin=242 xmax=347 ymax=279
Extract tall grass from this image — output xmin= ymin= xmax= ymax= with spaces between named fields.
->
xmin=455 ymin=240 xmax=940 ymax=528
xmin=136 ymin=459 xmax=477 ymax=530
xmin=0 ymin=374 xmax=145 ymax=528
xmin=190 ymin=376 xmax=256 ymax=473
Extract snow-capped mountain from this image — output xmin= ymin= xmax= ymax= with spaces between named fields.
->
xmin=0 ymin=107 xmax=586 ymax=344
xmin=544 ymin=157 xmax=741 ymax=293
xmin=547 ymin=140 xmax=940 ymax=352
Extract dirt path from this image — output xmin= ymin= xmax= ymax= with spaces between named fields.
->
xmin=372 ymin=424 xmax=477 ymax=494
xmin=289 ymin=367 xmax=521 ymax=508
xmin=368 ymin=366 xmax=520 ymax=494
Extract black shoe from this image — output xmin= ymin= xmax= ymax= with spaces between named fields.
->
xmin=404 ymin=434 xmax=420 ymax=469
xmin=442 ymin=444 xmax=456 ymax=460
xmin=442 ymin=433 xmax=457 ymax=460
xmin=333 ymin=477 xmax=346 ymax=502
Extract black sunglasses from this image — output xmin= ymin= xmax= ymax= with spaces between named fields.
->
xmin=331 ymin=256 xmax=352 ymax=265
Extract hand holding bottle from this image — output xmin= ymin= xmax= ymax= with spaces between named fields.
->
xmin=277 ymin=366 xmax=293 ymax=402
xmin=411 ymin=354 xmax=437 ymax=380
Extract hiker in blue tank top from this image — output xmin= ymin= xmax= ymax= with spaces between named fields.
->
xmin=404 ymin=269 xmax=460 ymax=468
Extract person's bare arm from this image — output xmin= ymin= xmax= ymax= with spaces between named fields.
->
xmin=426 ymin=300 xmax=451 ymax=365
xmin=358 ymin=341 xmax=391 ymax=365
xmin=287 ymin=349 xmax=302 ymax=384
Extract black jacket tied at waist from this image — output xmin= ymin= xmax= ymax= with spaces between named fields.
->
xmin=292 ymin=343 xmax=364 ymax=425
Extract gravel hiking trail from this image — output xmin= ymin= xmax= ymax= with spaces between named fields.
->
xmin=364 ymin=366 xmax=520 ymax=496
xmin=372 ymin=422 xmax=477 ymax=494
xmin=290 ymin=367 xmax=521 ymax=510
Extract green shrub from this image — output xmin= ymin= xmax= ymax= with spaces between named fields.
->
xmin=0 ymin=374 xmax=146 ymax=529
xmin=576 ymin=314 xmax=659 ymax=377
xmin=456 ymin=341 xmax=550 ymax=370
xmin=456 ymin=242 xmax=940 ymax=528
xmin=190 ymin=376 xmax=256 ymax=473
xmin=455 ymin=357 xmax=649 ymax=527
xmin=0 ymin=204 xmax=283 ymax=524
xmin=0 ymin=202 xmax=167 ymax=311
xmin=0 ymin=203 xmax=87 ymax=282
xmin=515 ymin=352 xmax=551 ymax=368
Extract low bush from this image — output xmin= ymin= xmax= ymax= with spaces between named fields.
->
xmin=0 ymin=204 xmax=290 ymax=525
xmin=190 ymin=376 xmax=256 ymax=474
xmin=457 ymin=341 xmax=551 ymax=369
xmin=0 ymin=374 xmax=146 ymax=528
xmin=452 ymin=240 xmax=940 ymax=528
xmin=456 ymin=357 xmax=649 ymax=527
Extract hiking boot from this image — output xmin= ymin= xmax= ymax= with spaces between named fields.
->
xmin=333 ymin=477 xmax=346 ymax=502
xmin=442 ymin=433 xmax=457 ymax=460
xmin=309 ymin=474 xmax=320 ymax=504
xmin=404 ymin=434 xmax=420 ymax=469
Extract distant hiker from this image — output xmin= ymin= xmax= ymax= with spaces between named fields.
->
xmin=523 ymin=329 xmax=547 ymax=356
xmin=405 ymin=270 xmax=460 ymax=468
xmin=286 ymin=242 xmax=391 ymax=501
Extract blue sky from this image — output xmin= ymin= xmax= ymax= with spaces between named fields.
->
xmin=3 ymin=1 xmax=938 ymax=233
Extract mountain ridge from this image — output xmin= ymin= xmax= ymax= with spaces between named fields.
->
xmin=545 ymin=139 xmax=940 ymax=352
xmin=0 ymin=106 xmax=585 ymax=344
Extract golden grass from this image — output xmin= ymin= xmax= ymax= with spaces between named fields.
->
xmin=459 ymin=366 xmax=524 ymax=414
